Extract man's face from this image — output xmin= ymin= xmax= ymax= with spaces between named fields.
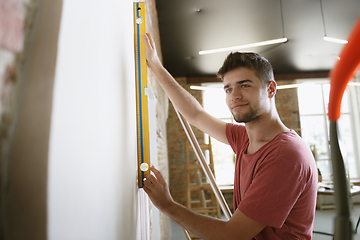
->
xmin=223 ymin=67 xmax=269 ymax=123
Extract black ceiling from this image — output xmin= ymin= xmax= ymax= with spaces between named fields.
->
xmin=155 ymin=0 xmax=360 ymax=78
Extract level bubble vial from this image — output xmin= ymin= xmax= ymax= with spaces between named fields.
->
xmin=140 ymin=163 xmax=149 ymax=172
xmin=144 ymin=86 xmax=148 ymax=96
xmin=136 ymin=17 xmax=144 ymax=24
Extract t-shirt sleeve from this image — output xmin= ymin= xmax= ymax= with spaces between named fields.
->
xmin=226 ymin=123 xmax=247 ymax=154
xmin=238 ymin=139 xmax=311 ymax=228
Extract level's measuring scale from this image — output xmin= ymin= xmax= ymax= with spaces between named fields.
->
xmin=134 ymin=1 xmax=150 ymax=188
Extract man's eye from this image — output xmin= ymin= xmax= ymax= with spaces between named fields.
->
xmin=225 ymin=88 xmax=232 ymax=93
xmin=241 ymin=84 xmax=249 ymax=88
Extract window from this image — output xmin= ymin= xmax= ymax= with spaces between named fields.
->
xmin=202 ymin=77 xmax=360 ymax=185
xmin=202 ymin=83 xmax=235 ymax=186
xmin=297 ymin=79 xmax=360 ymax=181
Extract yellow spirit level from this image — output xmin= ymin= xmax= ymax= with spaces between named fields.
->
xmin=134 ymin=1 xmax=150 ymax=188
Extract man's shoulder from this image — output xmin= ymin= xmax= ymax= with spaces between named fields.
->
xmin=274 ymin=130 xmax=317 ymax=169
xmin=227 ymin=122 xmax=246 ymax=130
xmin=226 ymin=122 xmax=247 ymax=138
xmin=272 ymin=130 xmax=307 ymax=149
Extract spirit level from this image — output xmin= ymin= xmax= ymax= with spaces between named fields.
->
xmin=133 ymin=3 xmax=230 ymax=238
xmin=134 ymin=1 xmax=150 ymax=188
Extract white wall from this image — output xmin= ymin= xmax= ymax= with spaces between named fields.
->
xmin=48 ymin=1 xmax=140 ymax=239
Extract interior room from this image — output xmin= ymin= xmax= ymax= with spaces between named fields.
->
xmin=0 ymin=0 xmax=359 ymax=239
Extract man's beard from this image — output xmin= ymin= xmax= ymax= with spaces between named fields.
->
xmin=232 ymin=106 xmax=260 ymax=123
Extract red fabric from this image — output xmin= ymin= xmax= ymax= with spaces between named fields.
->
xmin=226 ymin=123 xmax=318 ymax=240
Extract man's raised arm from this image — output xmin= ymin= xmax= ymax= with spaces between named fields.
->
xmin=142 ymin=33 xmax=228 ymax=144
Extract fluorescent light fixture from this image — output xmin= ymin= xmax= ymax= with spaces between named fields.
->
xmin=323 ymin=36 xmax=348 ymax=44
xmin=190 ymin=84 xmax=305 ymax=91
xmin=199 ymin=38 xmax=288 ymax=55
xmin=190 ymin=86 xmax=221 ymax=90
xmin=190 ymin=82 xmax=360 ymax=91
xmin=347 ymin=82 xmax=360 ymax=87
xmin=277 ymin=84 xmax=305 ymax=90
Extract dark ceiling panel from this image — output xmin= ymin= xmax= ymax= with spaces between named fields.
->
xmin=155 ymin=0 xmax=360 ymax=78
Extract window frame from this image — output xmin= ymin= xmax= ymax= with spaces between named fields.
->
xmin=297 ymin=78 xmax=360 ymax=181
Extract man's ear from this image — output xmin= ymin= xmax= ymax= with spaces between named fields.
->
xmin=267 ymin=81 xmax=277 ymax=98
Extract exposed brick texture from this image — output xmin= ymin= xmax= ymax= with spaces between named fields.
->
xmin=0 ymin=1 xmax=38 ymax=238
xmin=167 ymin=78 xmax=204 ymax=206
xmin=0 ymin=0 xmax=61 ymax=239
xmin=0 ymin=0 xmax=37 ymax=152
xmin=276 ymin=80 xmax=301 ymax=136
xmin=0 ymin=0 xmax=33 ymax=139
xmin=145 ymin=1 xmax=170 ymax=239
xmin=0 ymin=0 xmax=31 ymax=53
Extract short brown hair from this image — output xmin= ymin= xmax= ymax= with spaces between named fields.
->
xmin=217 ymin=52 xmax=275 ymax=86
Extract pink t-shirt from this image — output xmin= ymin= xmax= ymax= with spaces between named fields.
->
xmin=226 ymin=123 xmax=318 ymax=239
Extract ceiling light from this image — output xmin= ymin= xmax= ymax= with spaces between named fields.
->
xmin=347 ymin=82 xmax=360 ymax=87
xmin=319 ymin=0 xmax=348 ymax=45
xmin=190 ymin=86 xmax=215 ymax=90
xmin=199 ymin=0 xmax=287 ymax=56
xmin=190 ymin=81 xmax=360 ymax=91
xmin=199 ymin=38 xmax=288 ymax=55
xmin=323 ymin=36 xmax=348 ymax=44
xmin=276 ymin=83 xmax=308 ymax=90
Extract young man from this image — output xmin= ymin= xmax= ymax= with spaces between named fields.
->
xmin=142 ymin=33 xmax=318 ymax=239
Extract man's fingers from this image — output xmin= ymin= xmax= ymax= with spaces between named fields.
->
xmin=142 ymin=33 xmax=154 ymax=50
xmin=143 ymin=184 xmax=150 ymax=192
xmin=143 ymin=179 xmax=153 ymax=190
xmin=147 ymin=33 xmax=156 ymax=49
xmin=150 ymin=167 xmax=166 ymax=185
xmin=143 ymin=185 xmax=155 ymax=199
xmin=144 ymin=173 xmax=157 ymax=185
xmin=142 ymin=34 xmax=150 ymax=51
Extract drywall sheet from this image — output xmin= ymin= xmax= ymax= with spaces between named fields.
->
xmin=48 ymin=1 xmax=140 ymax=239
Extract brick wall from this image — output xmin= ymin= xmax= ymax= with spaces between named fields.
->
xmin=167 ymin=78 xmax=204 ymax=206
xmin=145 ymin=1 xmax=170 ymax=239
xmin=0 ymin=0 xmax=41 ymax=238
xmin=0 ymin=0 xmax=36 ymax=162
xmin=276 ymin=80 xmax=301 ymax=136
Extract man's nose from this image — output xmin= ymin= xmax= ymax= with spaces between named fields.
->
xmin=231 ymin=87 xmax=242 ymax=101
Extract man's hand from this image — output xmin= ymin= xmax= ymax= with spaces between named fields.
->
xmin=142 ymin=33 xmax=163 ymax=73
xmin=143 ymin=167 xmax=266 ymax=239
xmin=143 ymin=167 xmax=174 ymax=212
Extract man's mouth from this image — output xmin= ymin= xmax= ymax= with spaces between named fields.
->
xmin=231 ymin=103 xmax=247 ymax=110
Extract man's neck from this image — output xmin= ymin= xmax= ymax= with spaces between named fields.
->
xmin=244 ymin=111 xmax=289 ymax=154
